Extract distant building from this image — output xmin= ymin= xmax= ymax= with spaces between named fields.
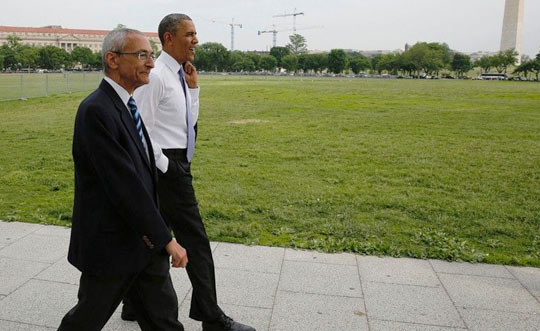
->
xmin=0 ymin=25 xmax=161 ymax=53
xmin=466 ymin=51 xmax=499 ymax=62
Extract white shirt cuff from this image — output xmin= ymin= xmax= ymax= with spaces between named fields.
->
xmin=189 ymin=86 xmax=199 ymax=99
xmin=156 ymin=155 xmax=169 ymax=173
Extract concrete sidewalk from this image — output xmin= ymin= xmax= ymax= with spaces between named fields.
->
xmin=0 ymin=221 xmax=538 ymax=331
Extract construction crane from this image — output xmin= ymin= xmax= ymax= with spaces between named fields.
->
xmin=273 ymin=8 xmax=304 ymax=33
xmin=211 ymin=18 xmax=242 ymax=51
xmin=257 ymin=25 xmax=323 ymax=48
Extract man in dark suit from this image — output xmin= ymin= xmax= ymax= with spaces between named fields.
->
xmin=57 ymin=28 xmax=188 ymax=331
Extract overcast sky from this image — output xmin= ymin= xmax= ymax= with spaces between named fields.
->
xmin=2 ymin=0 xmax=540 ymax=56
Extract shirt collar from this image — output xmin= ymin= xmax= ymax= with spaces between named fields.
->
xmin=158 ymin=50 xmax=183 ymax=75
xmin=104 ymin=76 xmax=132 ymax=108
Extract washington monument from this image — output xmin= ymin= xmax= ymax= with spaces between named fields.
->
xmin=500 ymin=0 xmax=524 ymax=58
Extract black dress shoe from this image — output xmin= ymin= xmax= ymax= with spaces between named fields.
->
xmin=202 ymin=314 xmax=256 ymax=331
xmin=121 ymin=303 xmax=136 ymax=322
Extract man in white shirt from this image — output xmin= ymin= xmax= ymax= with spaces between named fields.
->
xmin=130 ymin=14 xmax=255 ymax=331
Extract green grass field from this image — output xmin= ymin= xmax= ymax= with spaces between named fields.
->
xmin=1 ymin=76 xmax=539 ymax=266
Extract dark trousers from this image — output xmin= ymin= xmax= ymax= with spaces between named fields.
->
xmin=159 ymin=148 xmax=222 ymax=322
xmin=58 ymin=252 xmax=183 ymax=331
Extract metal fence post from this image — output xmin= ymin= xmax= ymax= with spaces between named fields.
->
xmin=66 ymin=72 xmax=69 ymax=93
xmin=20 ymin=75 xmax=24 ymax=99
xmin=45 ymin=74 xmax=49 ymax=96
xmin=83 ymin=71 xmax=86 ymax=91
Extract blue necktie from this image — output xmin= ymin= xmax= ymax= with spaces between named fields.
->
xmin=178 ymin=69 xmax=196 ymax=162
xmin=127 ymin=97 xmax=144 ymax=145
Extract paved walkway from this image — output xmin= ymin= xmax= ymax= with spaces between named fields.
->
xmin=0 ymin=221 xmax=539 ymax=331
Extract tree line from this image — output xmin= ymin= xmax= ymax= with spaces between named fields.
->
xmin=0 ymin=36 xmax=102 ymax=71
xmin=2 ymin=32 xmax=539 ymax=79
xmin=195 ymin=36 xmax=540 ymax=78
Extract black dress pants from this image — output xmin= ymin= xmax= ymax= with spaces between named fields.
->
xmin=58 ymin=252 xmax=183 ymax=331
xmin=159 ymin=148 xmax=222 ymax=322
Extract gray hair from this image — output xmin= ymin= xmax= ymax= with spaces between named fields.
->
xmin=158 ymin=13 xmax=192 ymax=45
xmin=102 ymin=28 xmax=144 ymax=73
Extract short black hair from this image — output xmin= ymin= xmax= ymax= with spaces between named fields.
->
xmin=158 ymin=13 xmax=192 ymax=45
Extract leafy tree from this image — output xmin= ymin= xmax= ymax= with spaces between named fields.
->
xmin=227 ymin=50 xmax=244 ymax=71
xmin=231 ymin=58 xmax=255 ymax=72
xmin=405 ymin=42 xmax=444 ymax=75
xmin=227 ymin=51 xmax=256 ymax=72
xmin=451 ymin=53 xmax=472 ymax=77
xmin=6 ymin=35 xmax=22 ymax=49
xmin=286 ymin=34 xmax=308 ymax=55
xmin=531 ymin=60 xmax=540 ymax=80
xmin=1 ymin=35 xmax=24 ymax=70
xmin=260 ymin=55 xmax=277 ymax=71
xmin=502 ymin=49 xmax=518 ymax=72
xmin=149 ymin=40 xmax=160 ymax=57
xmin=71 ymin=46 xmax=94 ymax=69
xmin=38 ymin=46 xmax=70 ymax=70
xmin=327 ymin=49 xmax=348 ymax=74
xmin=194 ymin=42 xmax=229 ymax=71
xmin=427 ymin=42 xmax=452 ymax=68
xmin=376 ymin=53 xmax=399 ymax=74
xmin=308 ymin=53 xmax=328 ymax=73
xmin=297 ymin=54 xmax=309 ymax=72
xmin=281 ymin=54 xmax=298 ymax=72
xmin=523 ymin=51 xmax=540 ymax=80
xmin=90 ymin=52 xmax=103 ymax=70
xmin=18 ymin=46 xmax=39 ymax=70
xmin=371 ymin=55 xmax=382 ymax=72
xmin=245 ymin=52 xmax=262 ymax=70
xmin=349 ymin=56 xmax=370 ymax=74
xmin=270 ymin=46 xmax=291 ymax=68
xmin=475 ymin=56 xmax=493 ymax=73
xmin=0 ymin=44 xmax=18 ymax=70
xmin=513 ymin=60 xmax=533 ymax=78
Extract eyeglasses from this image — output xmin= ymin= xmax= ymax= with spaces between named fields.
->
xmin=113 ymin=51 xmax=156 ymax=61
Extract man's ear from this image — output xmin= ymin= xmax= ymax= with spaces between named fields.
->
xmin=163 ymin=31 xmax=173 ymax=46
xmin=105 ymin=51 xmax=119 ymax=70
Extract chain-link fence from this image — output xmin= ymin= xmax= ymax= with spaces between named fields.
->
xmin=0 ymin=72 xmax=103 ymax=101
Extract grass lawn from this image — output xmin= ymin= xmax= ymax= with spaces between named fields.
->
xmin=1 ymin=76 xmax=539 ymax=266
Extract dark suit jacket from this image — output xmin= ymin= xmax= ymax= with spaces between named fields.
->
xmin=68 ymin=79 xmax=172 ymax=276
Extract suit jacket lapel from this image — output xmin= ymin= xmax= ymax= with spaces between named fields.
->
xmin=99 ymin=80 xmax=152 ymax=173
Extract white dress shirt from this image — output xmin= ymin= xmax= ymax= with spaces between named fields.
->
xmin=134 ymin=51 xmax=200 ymax=173
xmin=104 ymin=76 xmax=149 ymax=157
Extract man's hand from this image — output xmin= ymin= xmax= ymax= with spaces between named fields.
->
xmin=184 ymin=61 xmax=198 ymax=88
xmin=165 ymin=238 xmax=188 ymax=268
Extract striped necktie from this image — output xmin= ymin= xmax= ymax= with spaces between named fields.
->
xmin=178 ymin=69 xmax=196 ymax=162
xmin=127 ymin=97 xmax=144 ymax=144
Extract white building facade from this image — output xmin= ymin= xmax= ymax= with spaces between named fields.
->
xmin=0 ymin=25 xmax=161 ymax=53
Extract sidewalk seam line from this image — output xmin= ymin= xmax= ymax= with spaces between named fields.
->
xmin=436 ymin=271 xmax=516 ymax=280
xmin=371 ymin=317 xmax=468 ymax=330
xmin=429 ymin=259 xmax=470 ymax=330
xmin=356 ymin=254 xmax=372 ymax=331
xmin=504 ymin=265 xmax=540 ymax=305
xmin=362 ymin=280 xmax=442 ymax=289
xmin=278 ymin=289 xmax=363 ymax=299
xmin=267 ymin=247 xmax=286 ymax=331
xmin=0 ymin=318 xmax=55 ymax=329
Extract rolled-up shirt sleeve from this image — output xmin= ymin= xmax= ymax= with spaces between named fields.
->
xmin=189 ymin=87 xmax=200 ymax=124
